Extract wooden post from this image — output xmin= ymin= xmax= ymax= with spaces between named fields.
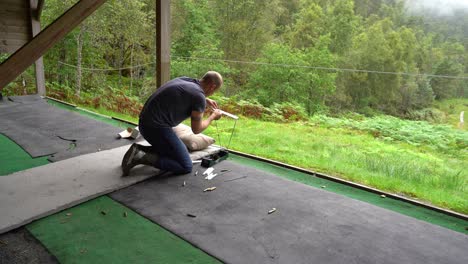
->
xmin=156 ymin=0 xmax=170 ymax=87
xmin=30 ymin=0 xmax=46 ymax=96
xmin=0 ymin=0 xmax=108 ymax=91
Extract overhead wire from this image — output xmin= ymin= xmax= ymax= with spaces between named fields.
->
xmin=171 ymin=56 xmax=468 ymax=80
xmin=58 ymin=61 xmax=156 ymax=72
xmin=57 ymin=55 xmax=468 ymax=80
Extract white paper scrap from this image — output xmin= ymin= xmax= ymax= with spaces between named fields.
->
xmin=205 ymin=173 xmax=218 ymax=180
xmin=203 ymin=167 xmax=214 ymax=176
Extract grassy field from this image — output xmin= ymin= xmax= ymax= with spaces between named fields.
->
xmin=434 ymin=98 xmax=468 ymax=131
xmin=74 ymin=100 xmax=467 ymax=214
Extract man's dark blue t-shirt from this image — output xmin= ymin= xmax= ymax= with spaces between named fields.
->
xmin=139 ymin=77 xmax=206 ymax=128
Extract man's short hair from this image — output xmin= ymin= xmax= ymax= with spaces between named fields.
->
xmin=201 ymin=71 xmax=223 ymax=88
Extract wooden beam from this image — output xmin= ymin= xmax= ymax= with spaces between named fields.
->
xmin=30 ymin=0 xmax=45 ymax=96
xmin=156 ymin=0 xmax=171 ymax=87
xmin=0 ymin=0 xmax=28 ymax=7
xmin=0 ymin=0 xmax=107 ymax=91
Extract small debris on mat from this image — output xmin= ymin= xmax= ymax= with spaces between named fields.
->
xmin=67 ymin=142 xmax=77 ymax=151
xmin=186 ymin=213 xmax=197 ymax=218
xmin=0 ymin=240 xmax=7 ymax=245
xmin=194 ymin=171 xmax=198 ymax=176
xmin=203 ymin=187 xmax=217 ymax=192
xmin=100 ymin=210 xmax=107 ymax=215
xmin=123 ymin=212 xmax=128 ymax=217
xmin=118 ymin=127 xmax=139 ymax=139
xmin=380 ymin=194 xmax=386 ymax=198
xmin=66 ymin=213 xmax=72 ymax=216
xmin=224 ymin=176 xmax=248 ymax=182
xmin=182 ymin=181 xmax=186 ymax=187
xmin=321 ymin=186 xmax=326 ymax=188
xmin=268 ymin=208 xmax=277 ymax=214
xmin=80 ymin=248 xmax=88 ymax=254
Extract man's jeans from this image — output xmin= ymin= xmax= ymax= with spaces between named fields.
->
xmin=139 ymin=124 xmax=192 ymax=174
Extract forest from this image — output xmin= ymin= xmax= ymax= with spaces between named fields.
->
xmin=3 ymin=0 xmax=467 ymax=119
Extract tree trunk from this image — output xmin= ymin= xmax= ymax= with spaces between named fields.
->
xmin=76 ymin=24 xmax=84 ymax=97
xmin=118 ymin=36 xmax=125 ymax=87
xmin=130 ymin=42 xmax=134 ymax=92
xmin=58 ymin=43 xmax=66 ymax=86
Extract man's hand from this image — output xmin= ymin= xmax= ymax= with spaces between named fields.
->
xmin=212 ymin=109 xmax=222 ymax=120
xmin=206 ymin=98 xmax=218 ymax=109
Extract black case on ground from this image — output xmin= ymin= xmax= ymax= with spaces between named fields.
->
xmin=201 ymin=149 xmax=229 ymax=167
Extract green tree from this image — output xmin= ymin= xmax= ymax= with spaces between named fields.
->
xmin=212 ymin=0 xmax=281 ymax=89
xmin=327 ymin=0 xmax=358 ymax=55
xmin=430 ymin=42 xmax=465 ymax=100
xmin=247 ymin=38 xmax=335 ymax=115
xmin=170 ymin=0 xmax=229 ymax=94
xmin=286 ymin=1 xmax=326 ymax=49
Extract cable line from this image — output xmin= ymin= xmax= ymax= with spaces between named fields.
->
xmin=58 ymin=57 xmax=468 ymax=80
xmin=172 ymin=56 xmax=468 ymax=80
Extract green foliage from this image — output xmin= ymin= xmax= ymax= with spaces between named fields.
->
xmin=1 ymin=67 xmax=36 ymax=96
xmin=246 ymin=40 xmax=336 ymax=115
xmin=211 ymin=0 xmax=280 ymax=88
xmin=431 ymin=58 xmax=465 ymax=100
xmin=327 ymin=0 xmax=358 ymax=54
xmin=269 ymin=102 xmax=308 ymax=122
xmin=406 ymin=108 xmax=446 ymax=123
xmin=210 ymin=95 xmax=307 ymax=122
xmin=310 ymin=114 xmax=467 ymax=156
xmin=12 ymin=0 xmax=461 ymax=118
xmin=433 ymin=98 xmax=468 ymax=131
xmin=46 ymin=81 xmax=143 ymax=117
xmin=286 ymin=1 xmax=326 ymax=49
xmin=0 ymin=53 xmax=9 ymax=63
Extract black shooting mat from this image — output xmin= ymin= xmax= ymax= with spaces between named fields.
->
xmin=0 ymin=95 xmax=131 ymax=162
xmin=110 ymin=160 xmax=468 ymax=264
xmin=0 ymin=227 xmax=59 ymax=264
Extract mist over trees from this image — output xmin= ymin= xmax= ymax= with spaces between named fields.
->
xmin=15 ymin=0 xmax=467 ymax=117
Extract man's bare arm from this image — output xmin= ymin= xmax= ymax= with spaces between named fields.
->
xmin=191 ymin=110 xmax=222 ymax=134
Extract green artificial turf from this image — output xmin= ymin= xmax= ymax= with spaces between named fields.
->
xmin=27 ymin=196 xmax=220 ymax=264
xmin=228 ymin=154 xmax=468 ymax=234
xmin=0 ymin=133 xmax=49 ymax=176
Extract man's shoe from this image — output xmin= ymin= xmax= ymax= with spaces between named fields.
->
xmin=121 ymin=143 xmax=141 ymax=176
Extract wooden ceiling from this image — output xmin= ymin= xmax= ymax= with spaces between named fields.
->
xmin=0 ymin=0 xmax=44 ymax=53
